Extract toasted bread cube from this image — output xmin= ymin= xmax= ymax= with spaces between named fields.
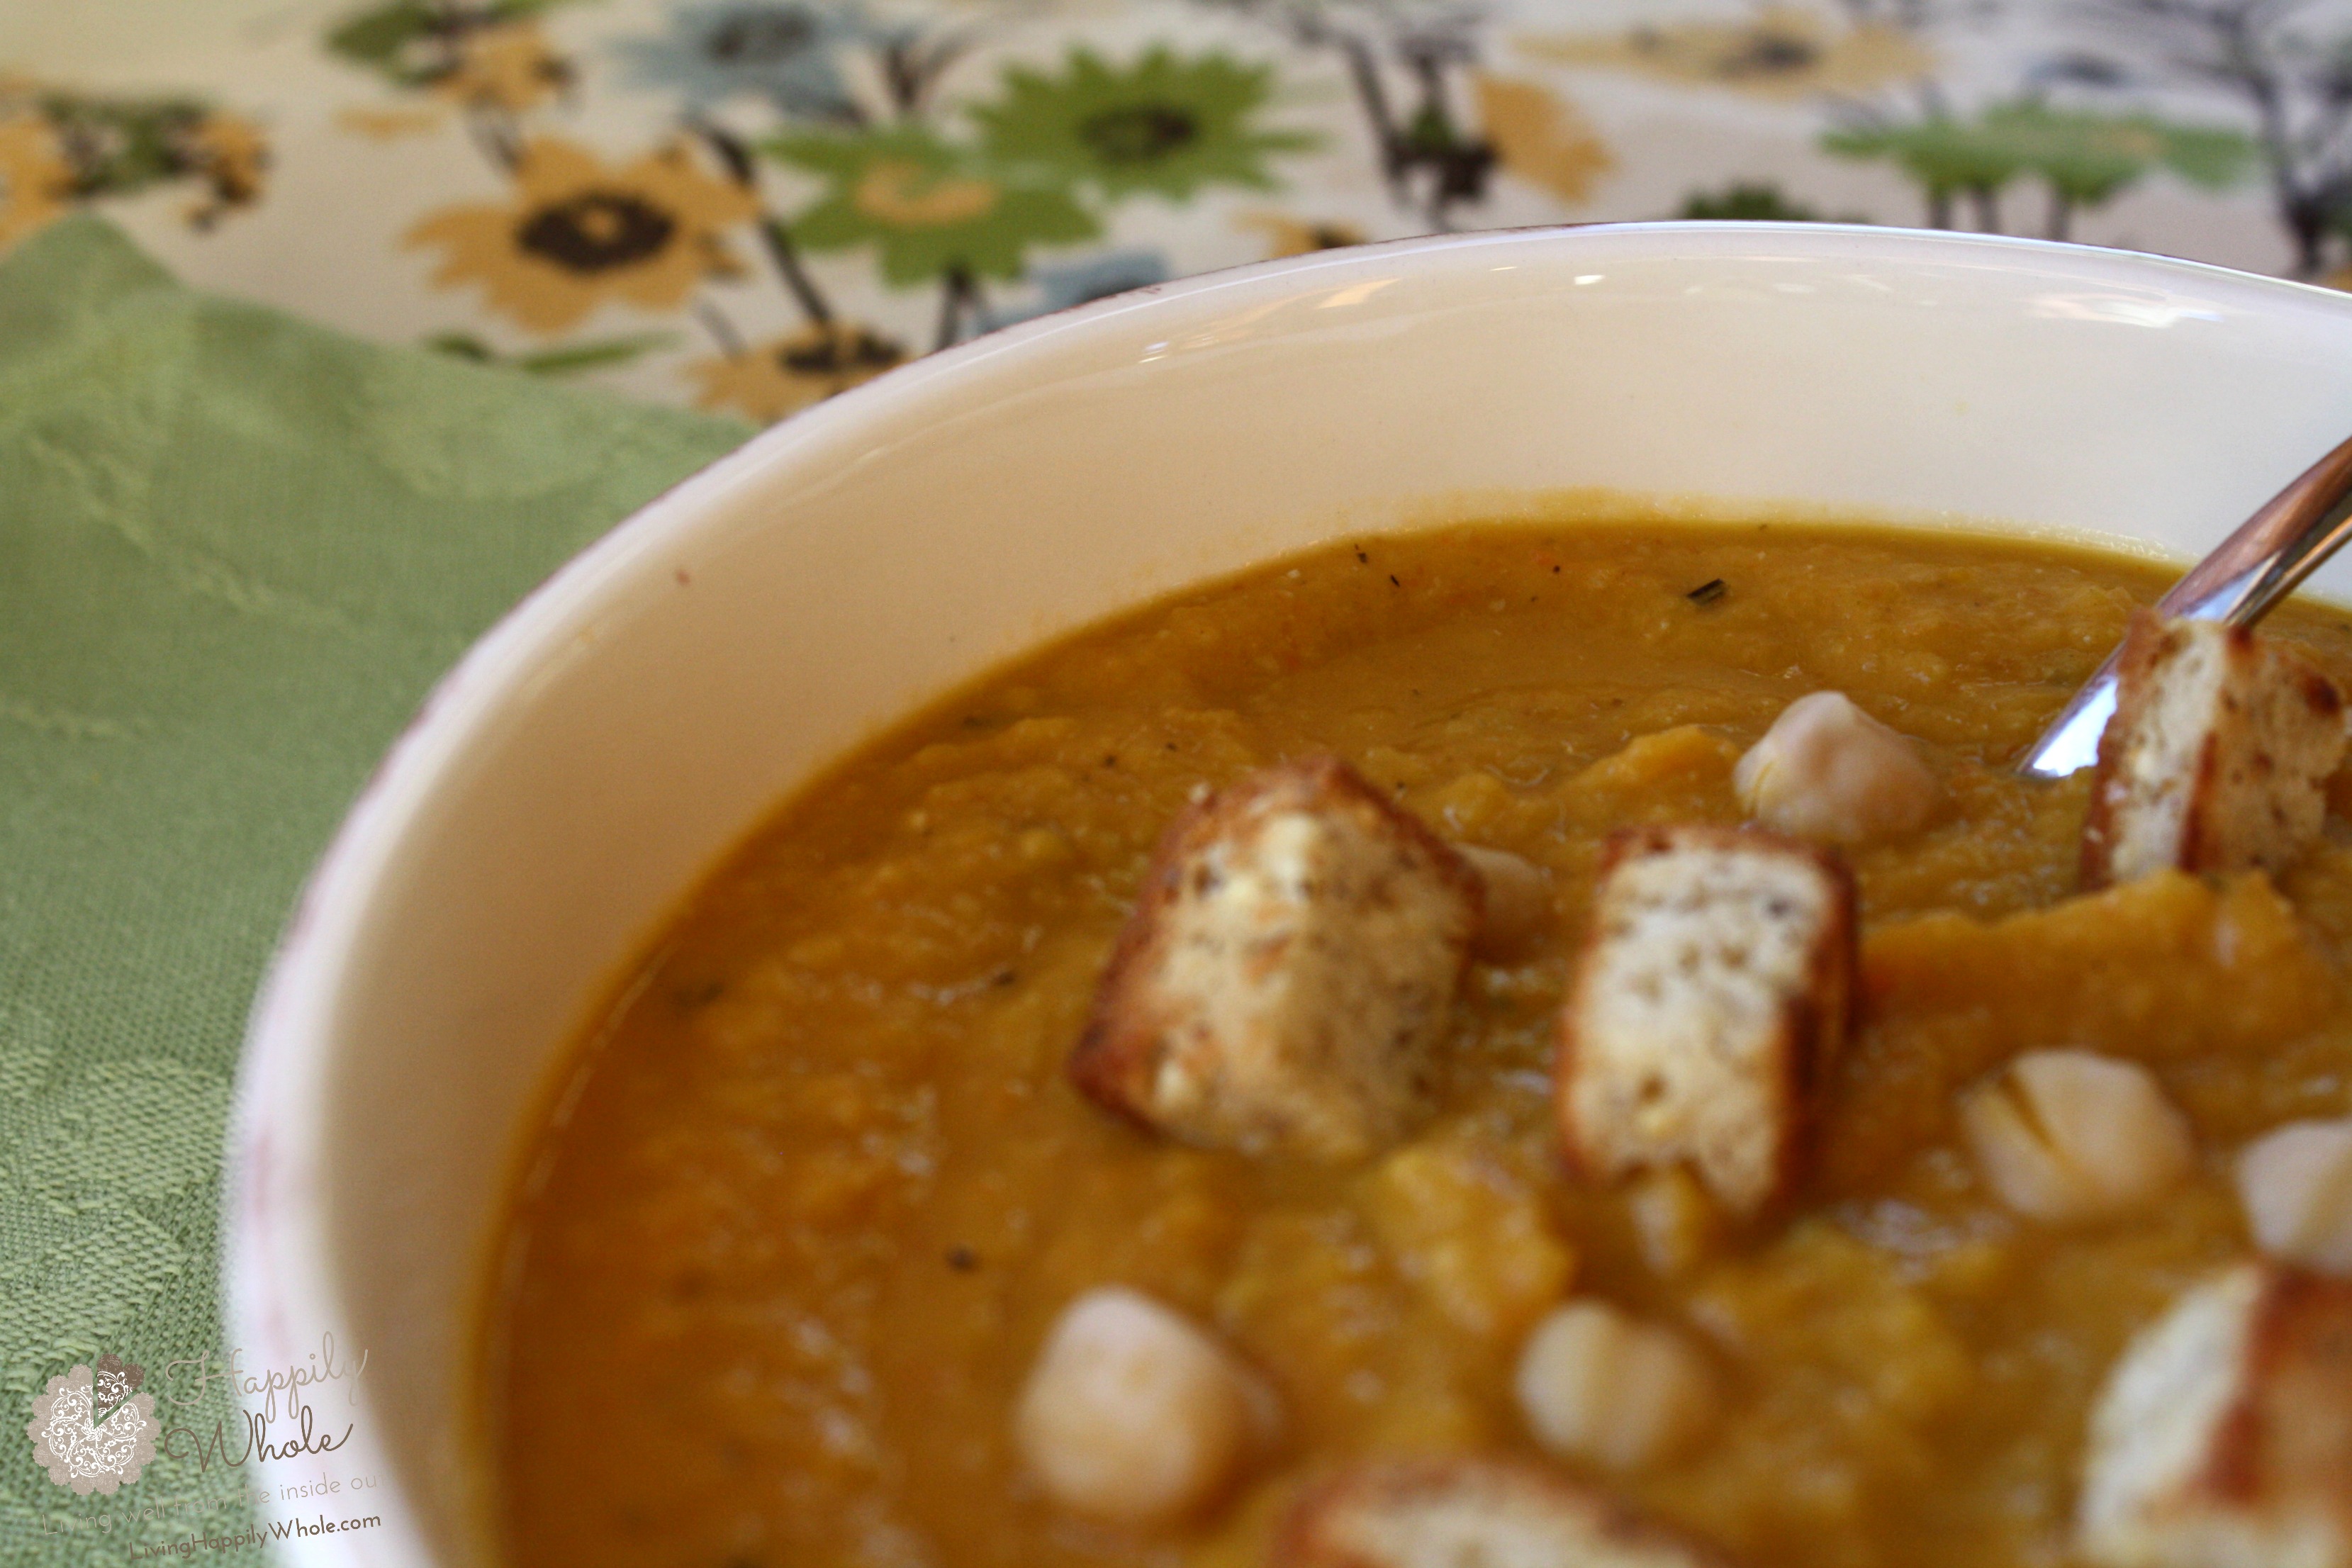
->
xmin=1515 ymin=1300 xmax=1718 ymax=1472
xmin=2078 ymin=1261 xmax=2352 ymax=1568
xmin=1458 ymin=844 xmax=1553 ymax=960
xmin=1557 ymin=825 xmax=1858 ymax=1216
xmin=1959 ymin=1050 xmax=2195 ymax=1226
xmin=2081 ymin=612 xmax=2345 ymax=890
xmin=1014 ymin=1287 xmax=1276 ymax=1528
xmin=2239 ymin=1119 xmax=2352 ymax=1277
xmin=1069 ymin=758 xmax=1481 ymax=1161
xmin=1733 ymin=691 xmax=1943 ymax=846
xmin=1277 ymin=1458 xmax=1728 ymax=1568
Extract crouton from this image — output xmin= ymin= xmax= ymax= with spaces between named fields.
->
xmin=1014 ymin=1286 xmax=1277 ymax=1528
xmin=1959 ymin=1050 xmax=2194 ymax=1226
xmin=1557 ymin=825 xmax=1857 ymax=1216
xmin=2239 ymin=1119 xmax=2352 ymax=1277
xmin=2080 ymin=612 xmax=2345 ymax=890
xmin=2078 ymin=1260 xmax=2352 ymax=1568
xmin=1515 ymin=1300 xmax=1718 ymax=1472
xmin=1275 ymin=1457 xmax=1731 ymax=1568
xmin=1733 ymin=691 xmax=1943 ymax=846
xmin=1070 ymin=757 xmax=1482 ymax=1161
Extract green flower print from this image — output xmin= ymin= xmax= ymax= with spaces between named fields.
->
xmin=970 ymin=46 xmax=1316 ymax=203
xmin=1822 ymin=115 xmax=2029 ymax=228
xmin=1976 ymin=102 xmax=2253 ymax=233
xmin=326 ymin=0 xmax=586 ymax=89
xmin=1677 ymin=181 xmax=1853 ymax=223
xmin=1825 ymin=101 xmax=2253 ymax=237
xmin=0 ymin=84 xmax=269 ymax=239
xmin=766 ymin=123 xmax=1097 ymax=286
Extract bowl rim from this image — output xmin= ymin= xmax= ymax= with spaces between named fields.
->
xmin=221 ymin=219 xmax=2352 ymax=1565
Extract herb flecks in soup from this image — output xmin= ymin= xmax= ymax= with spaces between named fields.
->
xmin=490 ymin=525 xmax=2352 ymax=1568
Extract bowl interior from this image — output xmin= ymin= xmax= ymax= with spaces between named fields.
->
xmin=230 ymin=224 xmax=2352 ymax=1565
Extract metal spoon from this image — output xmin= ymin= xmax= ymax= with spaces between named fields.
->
xmin=2017 ymin=429 xmax=2352 ymax=780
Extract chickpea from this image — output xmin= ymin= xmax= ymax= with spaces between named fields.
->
xmin=1014 ymin=1287 xmax=1273 ymax=1528
xmin=2237 ymin=1118 xmax=2352 ymax=1275
xmin=1960 ymin=1051 xmax=2194 ymax=1225
xmin=1733 ymin=691 xmax=1942 ymax=845
xmin=1513 ymin=1299 xmax=1715 ymax=1472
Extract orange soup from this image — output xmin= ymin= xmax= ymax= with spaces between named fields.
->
xmin=485 ymin=522 xmax=2352 ymax=1568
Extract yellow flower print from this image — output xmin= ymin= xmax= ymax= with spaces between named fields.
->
xmin=687 ymin=322 xmax=907 ymax=422
xmin=184 ymin=112 xmax=268 ymax=228
xmin=851 ymin=161 xmax=1001 ymax=227
xmin=435 ymin=22 xmax=573 ymax=115
xmin=1474 ymin=76 xmax=1614 ymax=206
xmin=336 ymin=106 xmax=449 ymax=140
xmin=405 ymin=137 xmax=758 ymax=335
xmin=1518 ymin=7 xmax=1930 ymax=102
xmin=0 ymin=112 xmax=72 ymax=251
xmin=1237 ymin=211 xmax=1367 ymax=259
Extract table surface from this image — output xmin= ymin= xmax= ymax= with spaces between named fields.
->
xmin=9 ymin=0 xmax=2352 ymax=1559
xmin=9 ymin=0 xmax=2352 ymax=422
xmin=0 ymin=215 xmax=743 ymax=1559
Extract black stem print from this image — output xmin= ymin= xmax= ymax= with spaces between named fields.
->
xmin=787 ymin=87 xmax=868 ymax=130
xmin=758 ymin=219 xmax=835 ymax=326
xmin=462 ymin=104 xmax=520 ymax=173
xmin=934 ymin=263 xmax=975 ymax=352
xmin=2088 ymin=0 xmax=2352 ymax=277
xmin=1835 ymin=0 xmax=1986 ymax=33
xmin=878 ymin=27 xmax=974 ymax=121
xmin=695 ymin=297 xmax=749 ymax=357
xmin=2223 ymin=4 xmax=2330 ymax=271
xmin=690 ymin=119 xmax=836 ymax=327
xmin=1409 ymin=52 xmax=1453 ymax=228
xmin=691 ymin=116 xmax=756 ymax=182
xmin=430 ymin=0 xmax=469 ymax=79
xmin=880 ymin=36 xmax=922 ymax=117
xmin=1236 ymin=1 xmax=1493 ymax=225
xmin=1333 ymin=30 xmax=1407 ymax=199
xmin=1409 ymin=50 xmax=1450 ymax=135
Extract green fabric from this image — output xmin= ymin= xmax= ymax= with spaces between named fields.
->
xmin=0 ymin=216 xmax=749 ymax=1557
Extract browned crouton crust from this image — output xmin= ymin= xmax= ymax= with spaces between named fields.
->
xmin=2081 ymin=612 xmax=2346 ymax=890
xmin=1557 ymin=824 xmax=1857 ymax=1218
xmin=2239 ymin=1269 xmax=2352 ymax=1523
xmin=1068 ymin=757 xmax=1482 ymax=1162
xmin=1275 ymin=1457 xmax=1734 ymax=1568
xmin=2078 ymin=1260 xmax=2352 ymax=1568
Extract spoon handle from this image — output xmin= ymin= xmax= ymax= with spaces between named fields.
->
xmin=2017 ymin=428 xmax=2352 ymax=780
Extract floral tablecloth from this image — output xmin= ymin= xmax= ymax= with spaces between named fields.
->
xmin=12 ymin=1 xmax=2352 ymax=1562
xmin=12 ymin=0 xmax=2352 ymax=425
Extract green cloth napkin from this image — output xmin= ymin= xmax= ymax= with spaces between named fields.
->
xmin=0 ymin=216 xmax=748 ymax=1557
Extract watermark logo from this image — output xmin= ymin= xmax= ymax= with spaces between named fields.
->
xmin=26 ymin=1353 xmax=158 ymax=1494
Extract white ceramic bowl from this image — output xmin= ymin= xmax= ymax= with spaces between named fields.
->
xmin=228 ymin=223 xmax=2352 ymax=1567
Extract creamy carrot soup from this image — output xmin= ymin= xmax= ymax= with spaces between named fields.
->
xmin=484 ymin=522 xmax=2352 ymax=1568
